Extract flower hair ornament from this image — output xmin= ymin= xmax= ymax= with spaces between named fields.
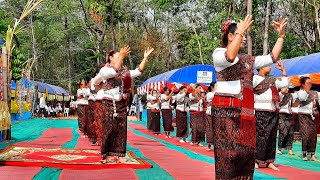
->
xmin=221 ymin=20 xmax=236 ymax=46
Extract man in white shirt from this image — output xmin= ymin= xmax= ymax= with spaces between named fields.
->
xmin=39 ymin=94 xmax=46 ymax=118
xmin=253 ymin=61 xmax=290 ymax=171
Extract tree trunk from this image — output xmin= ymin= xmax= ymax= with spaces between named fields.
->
xmin=263 ymin=0 xmax=271 ymax=55
xmin=64 ymin=17 xmax=72 ymax=92
xmin=314 ymin=4 xmax=319 ymax=49
xmin=109 ymin=1 xmax=117 ymax=49
xmin=247 ymin=0 xmax=253 ymax=55
xmin=2 ymin=46 xmax=11 ymax=140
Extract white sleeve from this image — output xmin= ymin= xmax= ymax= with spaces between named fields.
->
xmin=189 ymin=93 xmax=196 ymax=100
xmin=206 ymin=92 xmax=215 ymax=102
xmin=297 ymin=90 xmax=309 ymax=101
xmin=149 ymin=95 xmax=157 ymax=101
xmin=161 ymin=94 xmax=168 ymax=101
xmin=253 ymin=54 xmax=274 ymax=69
xmin=253 ymin=75 xmax=260 ymax=88
xmin=130 ymin=68 xmax=142 ymax=79
xmin=212 ymin=49 xmax=238 ymax=71
xmin=318 ymin=92 xmax=320 ymax=104
xmin=275 ymin=77 xmax=289 ymax=89
xmin=292 ymin=92 xmax=298 ymax=101
xmin=176 ymin=93 xmax=186 ymax=102
xmin=84 ymin=89 xmax=91 ymax=97
xmin=94 ymin=67 xmax=117 ymax=84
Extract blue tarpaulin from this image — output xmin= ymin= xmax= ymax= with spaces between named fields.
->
xmin=11 ymin=78 xmax=69 ymax=95
xmin=141 ymin=64 xmax=216 ymax=86
xmin=270 ymin=53 xmax=320 ymax=77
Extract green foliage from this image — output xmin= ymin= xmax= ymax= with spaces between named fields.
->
xmin=0 ymin=0 xmax=318 ymax=94
xmin=11 ymin=49 xmax=27 ymax=80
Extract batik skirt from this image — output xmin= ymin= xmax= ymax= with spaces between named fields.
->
xmin=77 ymin=104 xmax=88 ymax=133
xmin=86 ymin=100 xmax=96 ymax=141
xmin=101 ymin=99 xmax=128 ymax=157
xmin=151 ymin=110 xmax=161 ymax=134
xmin=278 ymin=113 xmax=294 ymax=150
xmin=93 ymin=100 xmax=103 ymax=145
xmin=212 ymin=107 xmax=255 ymax=180
xmin=299 ymin=114 xmax=317 ymax=154
xmin=190 ymin=112 xmax=205 ymax=143
xmin=161 ymin=109 xmax=173 ymax=132
xmin=147 ymin=109 xmax=152 ymax=131
xmin=176 ymin=110 xmax=188 ymax=138
xmin=255 ymin=111 xmax=278 ymax=164
xmin=205 ymin=114 xmax=214 ymax=145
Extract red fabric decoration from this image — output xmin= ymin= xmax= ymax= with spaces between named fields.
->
xmin=222 ymin=20 xmax=232 ymax=34
xmin=271 ymin=85 xmax=280 ymax=102
xmin=122 ymin=73 xmax=132 ymax=94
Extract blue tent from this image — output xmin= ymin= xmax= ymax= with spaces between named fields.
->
xmin=141 ymin=64 xmax=216 ymax=86
xmin=270 ymin=53 xmax=320 ymax=77
xmin=11 ymin=78 xmax=30 ymax=90
xmin=11 ymin=78 xmax=69 ymax=95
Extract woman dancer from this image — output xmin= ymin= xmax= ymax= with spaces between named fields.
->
xmin=277 ymin=87 xmax=296 ymax=155
xmin=91 ymin=46 xmax=154 ymax=164
xmin=189 ymin=84 xmax=206 ymax=146
xmin=297 ymin=77 xmax=320 ymax=161
xmin=176 ymin=86 xmax=189 ymax=143
xmin=161 ymin=87 xmax=174 ymax=138
xmin=211 ymin=15 xmax=287 ymax=179
xmin=205 ymin=82 xmax=215 ymax=151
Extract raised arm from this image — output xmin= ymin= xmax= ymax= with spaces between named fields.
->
xmin=129 ymin=47 xmax=154 ymax=78
xmin=271 ymin=17 xmax=288 ymax=61
xmin=114 ymin=46 xmax=130 ymax=71
xmin=225 ymin=15 xmax=254 ymax=62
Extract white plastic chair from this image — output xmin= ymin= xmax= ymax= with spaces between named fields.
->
xmin=64 ymin=108 xmax=69 ymax=117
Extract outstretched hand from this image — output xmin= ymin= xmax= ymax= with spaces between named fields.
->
xmin=236 ymin=15 xmax=254 ymax=34
xmin=144 ymin=47 xmax=154 ymax=59
xmin=275 ymin=61 xmax=285 ymax=71
xmin=120 ymin=45 xmax=130 ymax=58
xmin=272 ymin=16 xmax=288 ymax=38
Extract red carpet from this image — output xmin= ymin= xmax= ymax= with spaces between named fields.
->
xmin=127 ymin=130 xmax=215 ymax=180
xmin=15 ymin=128 xmax=73 ymax=148
xmin=75 ymin=135 xmax=100 ymax=150
xmin=0 ymin=145 xmax=152 ymax=170
xmin=128 ymin=123 xmax=214 ymax=157
xmin=129 ymin=123 xmax=320 ymax=179
xmin=0 ymin=166 xmax=41 ymax=180
xmin=60 ymin=169 xmax=138 ymax=180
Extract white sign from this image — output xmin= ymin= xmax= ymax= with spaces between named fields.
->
xmin=197 ymin=71 xmax=212 ymax=83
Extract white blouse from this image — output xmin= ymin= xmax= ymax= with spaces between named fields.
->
xmin=189 ymin=93 xmax=203 ymax=112
xmin=206 ymin=92 xmax=215 ymax=115
xmin=160 ymin=94 xmax=171 ymax=109
xmin=297 ymin=90 xmax=320 ymax=115
xmin=212 ymin=48 xmax=275 ymax=96
xmin=77 ymin=88 xmax=90 ymax=105
xmin=176 ymin=92 xmax=187 ymax=112
xmin=253 ymin=75 xmax=289 ymax=111
xmin=279 ymin=92 xmax=298 ymax=114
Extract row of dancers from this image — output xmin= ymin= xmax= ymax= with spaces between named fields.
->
xmin=74 ymin=14 xmax=319 ymax=179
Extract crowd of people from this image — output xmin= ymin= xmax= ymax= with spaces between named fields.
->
xmin=36 ymin=93 xmax=73 ymax=118
xmin=72 ymin=14 xmax=320 ymax=180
